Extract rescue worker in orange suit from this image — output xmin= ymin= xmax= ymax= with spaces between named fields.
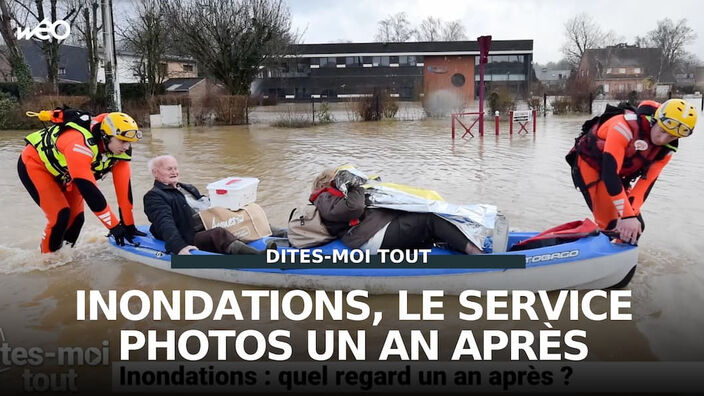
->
xmin=17 ymin=109 xmax=147 ymax=253
xmin=568 ymin=99 xmax=697 ymax=244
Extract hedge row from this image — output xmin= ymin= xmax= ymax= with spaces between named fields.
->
xmin=0 ymin=82 xmax=164 ymax=101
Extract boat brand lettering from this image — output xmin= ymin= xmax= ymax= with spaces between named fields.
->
xmin=526 ymin=249 xmax=579 ymax=263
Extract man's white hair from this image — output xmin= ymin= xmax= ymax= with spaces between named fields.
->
xmin=147 ymin=155 xmax=177 ymax=175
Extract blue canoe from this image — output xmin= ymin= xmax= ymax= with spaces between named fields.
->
xmin=107 ymin=226 xmax=638 ymax=294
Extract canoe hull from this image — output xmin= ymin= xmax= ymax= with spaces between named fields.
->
xmin=107 ymin=227 xmax=638 ymax=294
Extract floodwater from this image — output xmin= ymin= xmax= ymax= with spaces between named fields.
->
xmin=0 ymin=110 xmax=703 ymax=368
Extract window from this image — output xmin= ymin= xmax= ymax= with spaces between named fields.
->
xmin=390 ymin=56 xmax=399 ymax=64
xmin=371 ymin=56 xmax=390 ymax=66
xmin=633 ymin=67 xmax=641 ymax=74
xmin=451 ymin=73 xmax=465 ymax=87
xmin=324 ymin=57 xmax=336 ymax=68
xmin=296 ymin=62 xmax=308 ymax=73
xmin=618 ymin=68 xmax=626 ymax=74
xmin=280 ymin=62 xmax=289 ymax=73
xmin=58 ymin=67 xmax=66 ymax=75
xmin=159 ymin=62 xmax=167 ymax=75
xmin=401 ymin=86 xmax=414 ymax=98
xmin=183 ymin=64 xmax=194 ymax=72
xmin=606 ymin=68 xmax=612 ymax=74
xmin=399 ymin=56 xmax=417 ymax=66
xmin=346 ymin=56 xmax=361 ymax=66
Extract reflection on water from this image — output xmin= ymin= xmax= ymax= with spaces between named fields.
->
xmin=0 ymin=113 xmax=702 ymax=360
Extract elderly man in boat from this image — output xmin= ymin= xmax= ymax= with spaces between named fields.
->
xmin=143 ymin=155 xmax=282 ymax=255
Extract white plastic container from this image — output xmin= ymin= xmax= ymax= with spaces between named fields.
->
xmin=206 ymin=177 xmax=259 ymax=210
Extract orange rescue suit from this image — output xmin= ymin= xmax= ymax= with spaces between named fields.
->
xmin=17 ymin=114 xmax=135 ymax=252
xmin=573 ymin=113 xmax=672 ymax=230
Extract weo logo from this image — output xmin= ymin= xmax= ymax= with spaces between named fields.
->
xmin=16 ymin=18 xmax=70 ymax=41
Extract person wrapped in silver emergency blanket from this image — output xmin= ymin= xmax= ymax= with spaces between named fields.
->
xmin=310 ymin=165 xmax=508 ymax=254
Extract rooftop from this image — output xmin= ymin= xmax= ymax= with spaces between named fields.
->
xmin=287 ymin=40 xmax=533 ymax=57
xmin=163 ymin=78 xmax=204 ymax=92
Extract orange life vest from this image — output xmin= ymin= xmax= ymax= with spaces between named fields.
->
xmin=569 ymin=105 xmax=675 ymax=183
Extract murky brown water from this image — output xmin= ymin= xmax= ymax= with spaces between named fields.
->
xmin=1 ymin=113 xmax=703 ymax=366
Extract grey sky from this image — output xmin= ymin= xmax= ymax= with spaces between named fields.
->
xmin=9 ymin=0 xmax=701 ymax=65
xmin=287 ymin=0 xmax=703 ymax=64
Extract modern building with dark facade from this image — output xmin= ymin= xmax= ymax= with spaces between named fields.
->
xmin=252 ymin=40 xmax=533 ymax=104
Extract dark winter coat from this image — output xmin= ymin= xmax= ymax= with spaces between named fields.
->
xmin=143 ymin=181 xmax=203 ymax=253
xmin=313 ymin=186 xmax=398 ymax=248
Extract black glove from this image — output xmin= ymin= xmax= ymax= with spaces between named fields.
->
xmin=125 ymin=224 xmax=147 ymax=238
xmin=108 ymin=224 xmax=134 ymax=246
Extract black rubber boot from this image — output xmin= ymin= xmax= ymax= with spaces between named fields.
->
xmin=227 ymin=240 xmax=264 ymax=255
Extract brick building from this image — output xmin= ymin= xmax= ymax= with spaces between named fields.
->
xmin=253 ymin=40 xmax=533 ymax=103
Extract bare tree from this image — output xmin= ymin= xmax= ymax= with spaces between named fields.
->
xmin=118 ymin=0 xmax=169 ymax=98
xmin=634 ymin=35 xmax=649 ymax=48
xmin=544 ymin=58 xmax=572 ymax=70
xmin=415 ymin=17 xmax=466 ymax=42
xmin=415 ymin=16 xmax=442 ymax=41
xmin=560 ymin=13 xmax=611 ymax=68
xmin=163 ymin=0 xmax=293 ymax=95
xmin=441 ymin=20 xmax=467 ymax=41
xmin=374 ymin=12 xmax=414 ymax=42
xmin=680 ymin=52 xmax=702 ymax=69
xmin=0 ymin=48 xmax=9 ymax=80
xmin=0 ymin=0 xmax=33 ymax=99
xmin=642 ymin=18 xmax=696 ymax=79
xmin=11 ymin=0 xmax=81 ymax=91
xmin=69 ymin=0 xmax=100 ymax=99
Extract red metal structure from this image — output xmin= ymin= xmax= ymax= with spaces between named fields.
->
xmin=452 ymin=35 xmax=492 ymax=139
xmin=477 ymin=35 xmax=492 ymax=136
xmin=451 ymin=112 xmax=483 ymax=138
xmin=509 ymin=110 xmax=537 ymax=134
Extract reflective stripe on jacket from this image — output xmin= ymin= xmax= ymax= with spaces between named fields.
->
xmin=24 ymin=121 xmax=130 ymax=183
xmin=575 ymin=112 xmax=667 ymax=181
